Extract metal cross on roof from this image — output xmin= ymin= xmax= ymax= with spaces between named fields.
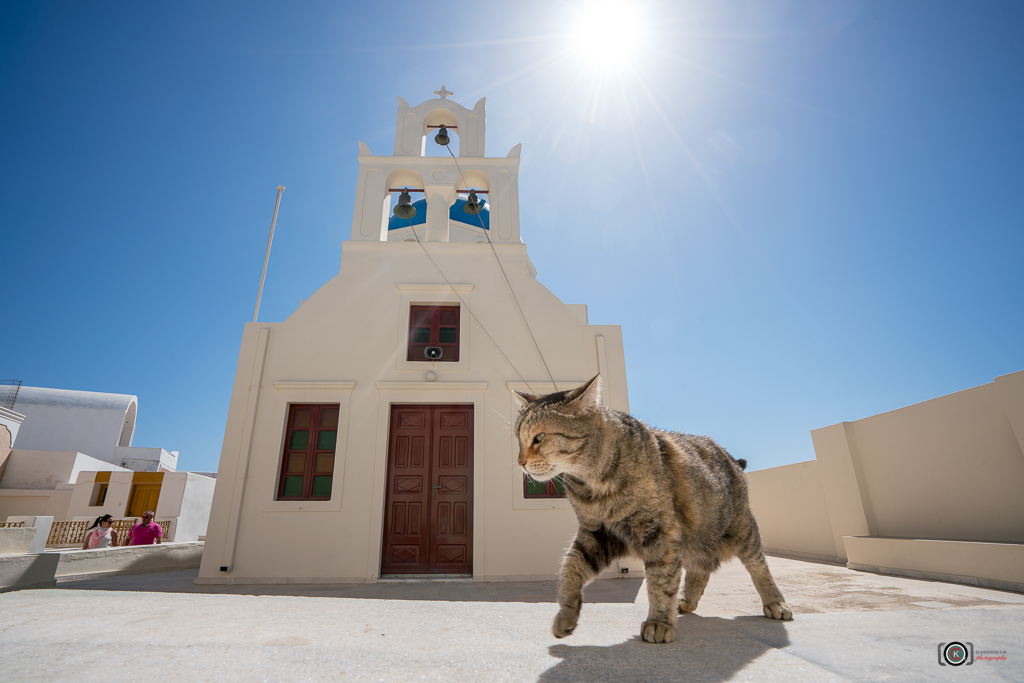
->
xmin=433 ymin=86 xmax=453 ymax=99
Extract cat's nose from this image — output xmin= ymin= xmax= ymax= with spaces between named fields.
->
xmin=517 ymin=451 xmax=528 ymax=467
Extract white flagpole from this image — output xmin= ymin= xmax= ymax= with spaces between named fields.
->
xmin=254 ymin=185 xmax=285 ymax=323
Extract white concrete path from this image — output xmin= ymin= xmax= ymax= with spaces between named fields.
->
xmin=0 ymin=556 xmax=1021 ymax=681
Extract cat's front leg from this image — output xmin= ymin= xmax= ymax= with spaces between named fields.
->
xmin=553 ymin=526 xmax=625 ymax=638
xmin=641 ymin=550 xmax=683 ymax=643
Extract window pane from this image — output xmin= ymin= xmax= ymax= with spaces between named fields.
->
xmin=411 ymin=309 xmax=432 ymax=326
xmin=317 ymin=430 xmax=337 ymax=450
xmin=554 ymin=475 xmax=566 ymax=495
xmin=525 ymin=477 xmax=547 ymax=496
xmin=292 ymin=409 xmax=311 ymax=429
xmin=283 ymin=476 xmax=303 ymax=497
xmin=315 ymin=453 xmax=334 ymax=473
xmin=286 ymin=453 xmax=305 ymax=473
xmin=439 ymin=327 xmax=456 ymax=344
xmin=320 ymin=407 xmax=339 ymax=430
xmin=412 ymin=327 xmax=431 ymax=343
xmin=439 ymin=309 xmax=458 ymax=326
xmin=311 ymin=475 xmax=332 ymax=497
xmin=289 ymin=430 xmax=309 ymax=449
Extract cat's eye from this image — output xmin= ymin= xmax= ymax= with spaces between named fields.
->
xmin=533 ymin=433 xmax=545 ymax=444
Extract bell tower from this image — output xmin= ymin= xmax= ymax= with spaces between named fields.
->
xmin=349 ymin=89 xmax=523 ymax=244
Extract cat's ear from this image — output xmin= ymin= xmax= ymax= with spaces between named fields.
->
xmin=513 ymin=390 xmax=543 ymax=404
xmin=565 ymin=374 xmax=601 ymax=412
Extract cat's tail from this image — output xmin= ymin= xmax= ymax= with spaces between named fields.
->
xmin=735 ymin=458 xmax=747 ymax=470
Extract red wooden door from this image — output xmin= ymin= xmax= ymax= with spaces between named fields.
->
xmin=381 ymin=404 xmax=473 ymax=575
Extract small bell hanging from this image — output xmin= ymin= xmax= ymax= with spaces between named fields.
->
xmin=463 ymin=190 xmax=483 ymax=215
xmin=434 ymin=125 xmax=450 ymax=146
xmin=393 ymin=189 xmax=416 ymax=219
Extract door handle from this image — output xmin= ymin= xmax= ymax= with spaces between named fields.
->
xmin=432 ymin=483 xmax=442 ymax=499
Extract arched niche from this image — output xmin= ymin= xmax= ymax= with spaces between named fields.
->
xmin=454 ymin=169 xmax=490 ymax=193
xmin=394 ymin=96 xmax=486 ymax=158
xmin=379 ymin=169 xmax=426 ymax=240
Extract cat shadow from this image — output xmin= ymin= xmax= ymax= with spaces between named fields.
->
xmin=539 ymin=614 xmax=792 ymax=683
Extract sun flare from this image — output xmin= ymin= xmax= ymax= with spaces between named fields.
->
xmin=569 ymin=2 xmax=646 ymax=71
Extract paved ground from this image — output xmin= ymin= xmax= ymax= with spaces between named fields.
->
xmin=0 ymin=556 xmax=1021 ymax=681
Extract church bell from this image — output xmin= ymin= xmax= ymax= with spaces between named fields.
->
xmin=463 ymin=190 xmax=483 ymax=215
xmin=393 ymin=189 xmax=416 ymax=219
xmin=434 ymin=125 xmax=450 ymax=146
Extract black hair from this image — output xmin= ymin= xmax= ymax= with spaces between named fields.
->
xmin=87 ymin=514 xmax=115 ymax=530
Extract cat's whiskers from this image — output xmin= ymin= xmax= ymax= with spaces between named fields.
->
xmin=490 ymin=407 xmax=513 ymax=428
xmin=559 ymin=475 xmax=583 ymax=497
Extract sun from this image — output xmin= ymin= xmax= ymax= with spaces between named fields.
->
xmin=569 ymin=1 xmax=646 ymax=71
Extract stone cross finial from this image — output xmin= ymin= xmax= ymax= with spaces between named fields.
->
xmin=433 ymin=86 xmax=453 ymax=99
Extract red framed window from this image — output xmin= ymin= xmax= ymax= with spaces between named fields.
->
xmin=407 ymin=305 xmax=460 ymax=362
xmin=523 ymin=474 xmax=566 ymax=499
xmin=278 ymin=404 xmax=339 ymax=500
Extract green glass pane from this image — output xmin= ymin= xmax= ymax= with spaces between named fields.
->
xmin=554 ymin=475 xmax=566 ymax=495
xmin=289 ymin=430 xmax=308 ymax=449
xmin=283 ymin=476 xmax=303 ymax=497
xmin=317 ymin=430 xmax=337 ymax=450
xmin=412 ymin=328 xmax=431 ymax=343
xmin=439 ymin=328 xmax=456 ymax=344
xmin=525 ymin=477 xmax=547 ymax=496
xmin=312 ymin=475 xmax=332 ymax=497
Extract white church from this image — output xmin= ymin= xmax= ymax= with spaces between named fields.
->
xmin=197 ymin=92 xmax=634 ymax=583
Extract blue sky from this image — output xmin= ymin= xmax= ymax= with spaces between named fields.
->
xmin=2 ymin=1 xmax=1022 ymax=473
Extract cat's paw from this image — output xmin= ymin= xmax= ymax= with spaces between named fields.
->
xmin=641 ymin=620 xmax=676 ymax=643
xmin=552 ymin=607 xmax=580 ymax=638
xmin=763 ymin=601 xmax=793 ymax=620
xmin=677 ymin=599 xmax=698 ymax=614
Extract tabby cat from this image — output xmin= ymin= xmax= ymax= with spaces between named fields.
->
xmin=515 ymin=376 xmax=792 ymax=644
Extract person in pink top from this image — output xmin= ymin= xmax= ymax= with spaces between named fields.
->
xmin=128 ymin=510 xmax=163 ymax=545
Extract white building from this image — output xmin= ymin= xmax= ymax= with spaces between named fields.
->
xmin=198 ymin=93 xmax=633 ymax=583
xmin=0 ymin=385 xmax=214 ymax=542
xmin=13 ymin=386 xmax=177 ymax=471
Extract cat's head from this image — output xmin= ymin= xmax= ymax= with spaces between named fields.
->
xmin=513 ymin=375 xmax=602 ymax=482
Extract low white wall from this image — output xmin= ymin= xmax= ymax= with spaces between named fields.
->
xmin=843 ymin=380 xmax=1024 ymax=542
xmin=4 ymin=516 xmax=53 ymax=553
xmin=751 ymin=371 xmax=1024 ymax=592
xmin=0 ymin=528 xmax=36 ymax=555
xmin=55 ymin=541 xmax=204 ymax=579
xmin=747 ymin=460 xmax=841 ymax=562
xmin=0 ymin=553 xmax=59 ymax=592
xmin=844 ymin=536 xmax=1024 ymax=593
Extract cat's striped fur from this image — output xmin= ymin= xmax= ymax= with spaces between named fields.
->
xmin=515 ymin=376 xmax=792 ymax=644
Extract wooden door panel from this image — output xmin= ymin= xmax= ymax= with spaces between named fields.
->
xmin=428 ymin=406 xmax=473 ymax=574
xmin=382 ymin=404 xmax=473 ymax=575
xmin=380 ymin=407 xmax=432 ymax=574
